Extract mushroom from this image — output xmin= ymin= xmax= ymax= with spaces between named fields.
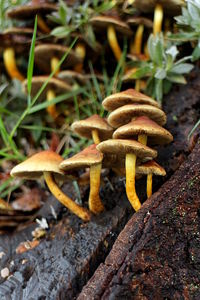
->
xmin=71 ymin=115 xmax=113 ymax=145
xmin=60 ymin=144 xmax=104 ymax=214
xmin=136 ymin=160 xmax=166 ymax=198
xmin=22 ymin=76 xmax=72 ymax=120
xmin=97 ymin=139 xmax=157 ymax=211
xmin=34 ymin=44 xmax=81 ymax=119
xmin=113 ymin=116 xmax=173 ymax=146
xmin=58 ymin=70 xmax=87 ymax=86
xmin=102 ymin=89 xmax=160 ymax=111
xmin=0 ymin=27 xmax=34 ymax=81
xmin=90 ymin=15 xmax=132 ymax=62
xmin=10 ymin=150 xmax=91 ymax=221
xmin=132 ymin=0 xmax=184 ymax=35
xmin=6 ymin=0 xmax=57 ymax=34
xmin=107 ymin=104 xmax=166 ymax=129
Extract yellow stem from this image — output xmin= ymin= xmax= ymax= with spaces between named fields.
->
xmin=147 ymin=173 xmax=153 ymax=198
xmin=92 ymin=129 xmax=101 ymax=145
xmin=135 ymin=79 xmax=140 ymax=92
xmin=89 ymin=163 xmax=104 ymax=214
xmin=74 ymin=43 xmax=86 ymax=73
xmin=138 ymin=134 xmax=147 ymax=145
xmin=153 ymin=4 xmax=163 ymax=35
xmin=37 ymin=14 xmax=51 ymax=34
xmin=134 ymin=24 xmax=144 ymax=55
xmin=46 ymin=89 xmax=59 ymax=119
xmin=51 ymin=56 xmax=60 ymax=75
xmin=44 ymin=171 xmax=91 ymax=221
xmin=125 ymin=153 xmax=141 ymax=211
xmin=3 ymin=48 xmax=24 ymax=81
xmin=144 ymin=42 xmax=149 ymax=59
xmin=107 ymin=25 xmax=122 ymax=62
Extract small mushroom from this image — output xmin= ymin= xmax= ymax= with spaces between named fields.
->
xmin=71 ymin=115 xmax=113 ymax=145
xmin=22 ymin=76 xmax=72 ymax=120
xmin=10 ymin=150 xmax=91 ymax=221
xmin=58 ymin=70 xmax=87 ymax=86
xmin=107 ymin=104 xmax=166 ymax=128
xmin=113 ymin=116 xmax=173 ymax=146
xmin=7 ymin=1 xmax=57 ymax=34
xmin=60 ymin=145 xmax=104 ymax=214
xmin=97 ymin=139 xmax=157 ymax=211
xmin=90 ymin=15 xmax=132 ymax=62
xmin=0 ymin=28 xmax=34 ymax=81
xmin=102 ymin=89 xmax=160 ymax=111
xmin=136 ymin=160 xmax=166 ymax=198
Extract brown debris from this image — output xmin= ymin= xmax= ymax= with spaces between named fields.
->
xmin=11 ymin=188 xmax=43 ymax=212
xmin=16 ymin=240 xmax=40 ymax=254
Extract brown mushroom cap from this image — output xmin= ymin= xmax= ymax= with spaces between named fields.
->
xmin=34 ymin=44 xmax=82 ymax=73
xmin=60 ymin=144 xmax=103 ymax=171
xmin=22 ymin=76 xmax=72 ymax=101
xmin=102 ymin=89 xmax=160 ymax=111
xmin=136 ymin=160 xmax=166 ymax=176
xmin=108 ymin=104 xmax=166 ymax=128
xmin=90 ymin=15 xmax=132 ymax=36
xmin=97 ymin=139 xmax=157 ymax=160
xmin=7 ymin=2 xmax=57 ymax=20
xmin=127 ymin=17 xmax=153 ymax=28
xmin=58 ymin=70 xmax=87 ymax=85
xmin=113 ymin=116 xmax=173 ymax=145
xmin=132 ymin=0 xmax=184 ymax=15
xmin=71 ymin=115 xmax=113 ymax=141
xmin=10 ymin=150 xmax=64 ymax=180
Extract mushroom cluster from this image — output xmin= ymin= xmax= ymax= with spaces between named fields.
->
xmin=97 ymin=88 xmax=173 ymax=211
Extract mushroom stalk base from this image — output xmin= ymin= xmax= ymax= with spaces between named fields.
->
xmin=44 ymin=171 xmax=91 ymax=221
xmin=138 ymin=134 xmax=147 ymax=146
xmin=92 ymin=129 xmax=101 ymax=145
xmin=89 ymin=163 xmax=104 ymax=214
xmin=74 ymin=43 xmax=86 ymax=72
xmin=46 ymin=89 xmax=59 ymax=119
xmin=37 ymin=14 xmax=51 ymax=34
xmin=153 ymin=4 xmax=163 ymax=35
xmin=147 ymin=173 xmax=153 ymax=198
xmin=125 ymin=153 xmax=141 ymax=211
xmin=3 ymin=48 xmax=24 ymax=81
xmin=107 ymin=25 xmax=122 ymax=62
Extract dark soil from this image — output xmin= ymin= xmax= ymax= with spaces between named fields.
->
xmin=0 ymin=69 xmax=200 ymax=299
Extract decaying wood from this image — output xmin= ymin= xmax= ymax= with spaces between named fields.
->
xmin=78 ymin=138 xmax=200 ymax=300
xmin=0 ymin=70 xmax=200 ymax=299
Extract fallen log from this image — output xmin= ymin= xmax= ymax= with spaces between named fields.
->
xmin=78 ymin=137 xmax=200 ymax=299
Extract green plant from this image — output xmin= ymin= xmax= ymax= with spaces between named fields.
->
xmin=170 ymin=0 xmax=200 ymax=61
xmin=129 ymin=33 xmax=194 ymax=103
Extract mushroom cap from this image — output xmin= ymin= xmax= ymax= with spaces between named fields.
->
xmin=22 ymin=76 xmax=72 ymax=101
xmin=71 ymin=115 xmax=113 ymax=141
xmin=58 ymin=70 xmax=87 ymax=85
xmin=136 ymin=160 xmax=166 ymax=176
xmin=90 ymin=15 xmax=132 ymax=36
xmin=34 ymin=44 xmax=82 ymax=73
xmin=127 ymin=17 xmax=153 ymax=28
xmin=97 ymin=139 xmax=157 ymax=160
xmin=132 ymin=0 xmax=184 ymax=15
xmin=7 ymin=2 xmax=57 ymax=20
xmin=10 ymin=150 xmax=64 ymax=180
xmin=113 ymin=116 xmax=173 ymax=145
xmin=60 ymin=144 xmax=103 ymax=171
xmin=0 ymin=27 xmax=34 ymax=53
xmin=102 ymin=89 xmax=160 ymax=111
xmin=108 ymin=104 xmax=166 ymax=128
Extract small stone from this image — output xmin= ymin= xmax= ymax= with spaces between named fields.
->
xmin=1 ymin=267 xmax=9 ymax=278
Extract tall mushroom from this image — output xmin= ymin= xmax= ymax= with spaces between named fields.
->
xmin=97 ymin=139 xmax=157 ymax=211
xmin=136 ymin=160 xmax=166 ymax=198
xmin=71 ymin=115 xmax=113 ymax=145
xmin=10 ymin=150 xmax=91 ymax=221
xmin=60 ymin=144 xmax=104 ymax=214
xmin=90 ymin=15 xmax=132 ymax=62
